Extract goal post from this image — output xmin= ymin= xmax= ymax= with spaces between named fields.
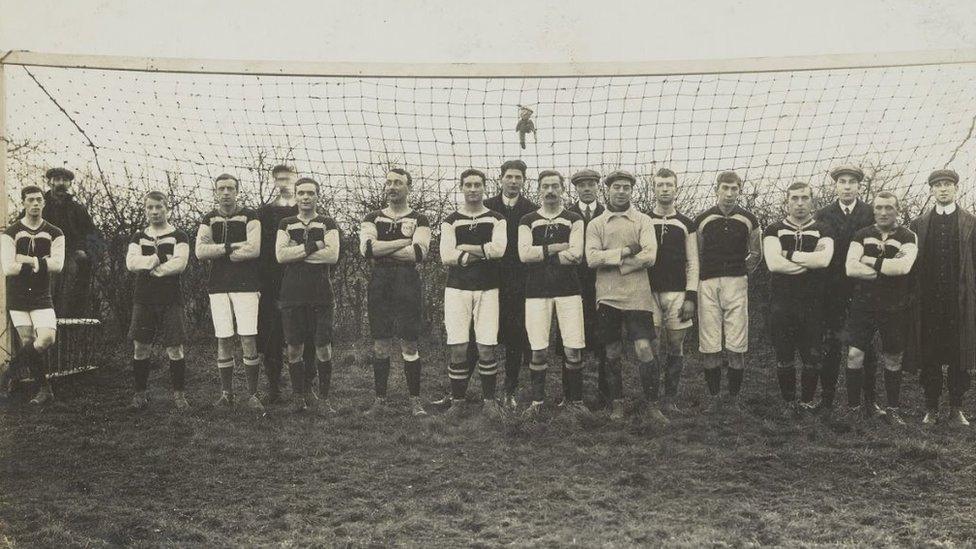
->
xmin=2 ymin=48 xmax=975 ymax=348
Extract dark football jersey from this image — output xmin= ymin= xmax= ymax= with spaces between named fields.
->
xmin=763 ymin=218 xmax=833 ymax=298
xmin=129 ymin=227 xmax=189 ymax=304
xmin=2 ymin=219 xmax=65 ymax=310
xmin=198 ymin=208 xmax=261 ymax=293
xmin=440 ymin=209 xmax=506 ymax=291
xmin=278 ymin=214 xmax=341 ymax=306
xmin=851 ymin=225 xmax=917 ymax=310
xmin=695 ymin=205 xmax=760 ymax=280
xmin=518 ymin=208 xmax=583 ymax=298
xmin=647 ymin=210 xmax=696 ymax=292
xmin=360 ymin=208 xmax=431 ymax=266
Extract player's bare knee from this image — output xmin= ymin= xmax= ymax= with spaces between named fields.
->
xmin=166 ymin=346 xmax=184 ymax=361
xmin=564 ymin=347 xmax=582 ymax=363
xmin=727 ymin=351 xmax=745 ymax=369
xmin=702 ymin=352 xmax=722 ymax=369
xmin=399 ymin=339 xmax=418 ymax=357
xmin=239 ymin=335 xmax=257 ymax=356
xmin=882 ymin=352 xmax=903 ymax=371
xmin=531 ymin=349 xmax=547 ymax=364
xmin=847 ymin=347 xmax=865 ymax=369
xmin=286 ymin=344 xmax=304 ymax=363
xmin=448 ymin=344 xmax=468 ymax=364
xmin=316 ymin=345 xmax=332 ymax=362
xmin=476 ymin=344 xmax=494 ymax=362
xmin=667 ymin=329 xmax=687 ymax=355
xmin=634 ymin=339 xmax=654 ymax=362
xmin=34 ymin=332 xmax=56 ymax=350
xmin=373 ymin=339 xmax=392 ymax=359
xmin=133 ymin=341 xmax=152 ymax=360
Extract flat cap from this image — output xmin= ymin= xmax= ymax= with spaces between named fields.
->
xmin=603 ymin=170 xmax=636 ymax=186
xmin=829 ymin=165 xmax=864 ymax=182
xmin=45 ymin=167 xmax=74 ymax=181
xmin=927 ymin=169 xmax=959 ymax=186
xmin=570 ymin=169 xmax=601 ymax=185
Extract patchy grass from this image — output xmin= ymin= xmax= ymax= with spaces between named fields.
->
xmin=1 ymin=334 xmax=975 ymax=547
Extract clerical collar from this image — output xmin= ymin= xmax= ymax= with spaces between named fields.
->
xmin=936 ymin=203 xmax=957 ymax=215
xmin=503 ymin=195 xmax=519 ymax=208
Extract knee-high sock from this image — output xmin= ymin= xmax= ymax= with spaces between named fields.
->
xmin=303 ymin=344 xmax=317 ymax=385
xmin=19 ymin=343 xmax=48 ymax=389
xmin=169 ymin=359 xmax=186 ymax=391
xmin=800 ymin=365 xmax=820 ymax=403
xmin=287 ymin=360 xmax=305 ymax=395
xmin=564 ymin=359 xmax=583 ymax=402
xmin=448 ymin=361 xmax=471 ymax=401
xmin=726 ymin=367 xmax=743 ymax=397
xmin=529 ymin=361 xmax=547 ymax=402
xmin=372 ymin=358 xmax=391 ymax=398
xmin=479 ymin=360 xmax=498 ymax=400
xmin=217 ymin=358 xmax=234 ymax=394
xmin=846 ymin=368 xmax=863 ymax=407
xmin=404 ymin=358 xmax=422 ymax=397
xmin=663 ymin=355 xmax=684 ymax=398
xmin=605 ymin=357 xmax=623 ymax=400
xmin=243 ymin=355 xmax=262 ymax=396
xmin=638 ymin=359 xmax=660 ymax=401
xmin=704 ymin=367 xmax=721 ymax=396
xmin=132 ymin=358 xmax=150 ymax=392
xmin=316 ymin=359 xmax=333 ymax=398
xmin=776 ymin=365 xmax=796 ymax=402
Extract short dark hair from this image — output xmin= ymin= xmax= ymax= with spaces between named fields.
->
xmin=214 ymin=173 xmax=240 ymax=190
xmin=388 ymin=168 xmax=412 ymax=186
xmin=143 ymin=190 xmax=169 ymax=205
xmin=499 ymin=159 xmax=527 ymax=178
xmin=874 ymin=191 xmax=900 ymax=208
xmin=460 ymin=168 xmax=487 ymax=186
xmin=271 ymin=164 xmax=296 ymax=177
xmin=21 ymin=185 xmax=44 ymax=199
xmin=785 ymin=181 xmax=811 ymax=197
xmin=654 ymin=168 xmax=677 ymax=181
xmin=295 ymin=177 xmax=320 ymax=193
xmin=716 ymin=171 xmax=742 ymax=188
xmin=537 ymin=170 xmax=564 ymax=186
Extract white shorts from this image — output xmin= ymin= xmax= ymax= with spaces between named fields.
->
xmin=650 ymin=291 xmax=693 ymax=331
xmin=209 ymin=292 xmax=260 ymax=339
xmin=525 ymin=295 xmax=585 ymax=351
xmin=698 ymin=276 xmax=749 ymax=354
xmin=9 ymin=309 xmax=57 ymax=331
xmin=444 ymin=288 xmax=499 ymax=346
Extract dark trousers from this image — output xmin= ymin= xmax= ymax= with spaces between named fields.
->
xmin=51 ymin=254 xmax=93 ymax=318
xmin=920 ymin=304 xmax=969 ymax=408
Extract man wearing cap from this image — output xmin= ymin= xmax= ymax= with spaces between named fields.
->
xmin=484 ymin=159 xmax=538 ymax=410
xmin=814 ymin=165 xmax=878 ymax=417
xmin=566 ymin=168 xmax=608 ymax=404
xmin=585 ymin=170 xmax=659 ymax=421
xmin=694 ymin=171 xmax=762 ymax=411
xmin=906 ymin=169 xmax=974 ymax=426
xmin=42 ymin=167 xmax=99 ymax=318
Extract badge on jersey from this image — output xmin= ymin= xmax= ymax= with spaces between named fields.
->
xmin=400 ymin=218 xmax=417 ymax=237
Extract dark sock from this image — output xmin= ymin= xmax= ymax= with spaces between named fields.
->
xmin=529 ymin=363 xmax=547 ymax=402
xmin=776 ymin=366 xmax=797 ymax=402
xmin=218 ymin=359 xmax=234 ymax=394
xmin=846 ymin=368 xmax=863 ymax=407
xmin=287 ymin=360 xmax=305 ymax=395
xmin=704 ymin=368 xmax=721 ymax=396
xmin=132 ymin=358 xmax=150 ymax=392
xmin=605 ymin=357 xmax=623 ymax=400
xmin=664 ymin=355 xmax=684 ymax=398
xmin=18 ymin=344 xmax=46 ymax=388
xmin=479 ymin=360 xmax=498 ymax=400
xmin=504 ymin=348 xmax=522 ymax=395
xmin=316 ymin=360 xmax=332 ymax=398
xmin=404 ymin=358 xmax=422 ymax=397
xmin=449 ymin=361 xmax=470 ymax=400
xmin=373 ymin=358 xmax=391 ymax=398
xmin=169 ymin=359 xmax=186 ymax=391
xmin=727 ymin=367 xmax=744 ymax=397
xmin=564 ymin=360 xmax=583 ymax=402
xmin=243 ymin=356 xmax=261 ymax=396
xmin=800 ymin=366 xmax=820 ymax=403
xmin=304 ymin=358 xmax=317 ymax=387
xmin=883 ymin=368 xmax=902 ymax=408
xmin=638 ymin=359 xmax=660 ymax=401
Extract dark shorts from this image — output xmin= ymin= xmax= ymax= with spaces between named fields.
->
xmin=281 ymin=302 xmax=334 ymax=347
xmin=769 ymin=296 xmax=824 ymax=365
xmin=129 ymin=302 xmax=186 ymax=347
xmin=597 ymin=303 xmax=655 ymax=344
xmin=367 ymin=265 xmax=423 ymax=341
xmin=845 ymin=301 xmax=908 ymax=355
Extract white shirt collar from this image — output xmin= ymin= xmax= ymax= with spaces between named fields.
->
xmin=503 ymin=195 xmax=518 ymax=208
xmin=578 ymin=200 xmax=596 ymax=213
xmin=838 ymin=200 xmax=856 ymax=214
xmin=936 ymin=202 xmax=957 ymax=215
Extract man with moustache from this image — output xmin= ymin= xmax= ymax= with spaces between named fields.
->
xmin=566 ymin=169 xmax=608 ymax=405
xmin=814 ymin=165 xmax=877 ymax=418
xmin=483 ymin=159 xmax=538 ymax=409
xmin=359 ymin=169 xmax=431 ymax=417
xmin=42 ymin=167 xmax=98 ymax=318
xmin=906 ymin=170 xmax=974 ymax=426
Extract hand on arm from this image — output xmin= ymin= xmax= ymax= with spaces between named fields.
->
xmin=151 ymin=242 xmax=190 ymax=277
xmin=792 ymin=237 xmax=834 ymax=270
xmin=306 ymin=228 xmax=340 ymax=264
xmin=229 ymin=219 xmax=261 ymax=261
xmin=846 ymin=242 xmax=878 ymax=280
xmin=764 ymin=236 xmax=808 ymax=275
xmin=878 ymin=242 xmax=918 ymax=276
xmin=276 ymin=230 xmax=307 ymax=264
